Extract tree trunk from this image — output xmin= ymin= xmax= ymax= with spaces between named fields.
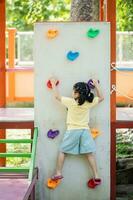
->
xmin=70 ymin=0 xmax=99 ymax=21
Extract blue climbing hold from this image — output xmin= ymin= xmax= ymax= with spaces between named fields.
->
xmin=67 ymin=51 xmax=80 ymax=61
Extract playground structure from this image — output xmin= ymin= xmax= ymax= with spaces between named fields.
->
xmin=4 ymin=29 xmax=133 ymax=105
xmin=0 ymin=0 xmax=133 ymax=200
xmin=0 ymin=108 xmax=38 ymax=200
xmin=35 ymin=21 xmax=110 ymax=200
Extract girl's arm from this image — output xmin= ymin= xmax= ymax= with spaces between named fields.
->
xmin=92 ymin=80 xmax=104 ymax=103
xmin=50 ymin=78 xmax=61 ymax=102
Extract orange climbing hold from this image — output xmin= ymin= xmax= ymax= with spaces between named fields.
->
xmin=91 ymin=128 xmax=101 ymax=139
xmin=47 ymin=29 xmax=59 ymax=39
xmin=47 ymin=178 xmax=61 ymax=189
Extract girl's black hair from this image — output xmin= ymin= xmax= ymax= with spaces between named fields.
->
xmin=73 ymin=82 xmax=94 ymax=105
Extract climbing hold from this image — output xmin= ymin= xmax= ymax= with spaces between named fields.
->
xmin=87 ymin=178 xmax=101 ymax=189
xmin=47 ymin=129 xmax=60 ymax=139
xmin=47 ymin=178 xmax=61 ymax=189
xmin=67 ymin=51 xmax=79 ymax=61
xmin=47 ymin=29 xmax=59 ymax=39
xmin=47 ymin=80 xmax=59 ymax=89
xmin=91 ymin=128 xmax=101 ymax=139
xmin=87 ymin=79 xmax=95 ymax=89
xmin=87 ymin=28 xmax=100 ymax=38
xmin=87 ymin=79 xmax=100 ymax=89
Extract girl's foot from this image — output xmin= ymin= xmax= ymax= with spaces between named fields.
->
xmin=51 ymin=174 xmax=64 ymax=181
xmin=87 ymin=178 xmax=101 ymax=189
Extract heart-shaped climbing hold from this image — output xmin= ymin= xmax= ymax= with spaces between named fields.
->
xmin=87 ymin=28 xmax=100 ymax=38
xmin=47 ymin=129 xmax=60 ymax=139
xmin=47 ymin=29 xmax=58 ymax=39
xmin=67 ymin=51 xmax=80 ymax=61
xmin=47 ymin=80 xmax=59 ymax=89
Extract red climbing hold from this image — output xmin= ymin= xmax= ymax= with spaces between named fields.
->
xmin=87 ymin=178 xmax=101 ymax=189
xmin=47 ymin=80 xmax=59 ymax=89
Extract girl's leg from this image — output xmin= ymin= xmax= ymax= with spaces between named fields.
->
xmin=55 ymin=152 xmax=66 ymax=176
xmin=87 ymin=153 xmax=99 ymax=179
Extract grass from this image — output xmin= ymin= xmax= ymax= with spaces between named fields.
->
xmin=116 ymin=129 xmax=133 ymax=158
xmin=116 ymin=102 xmax=133 ymax=107
xmin=116 ymin=143 xmax=133 ymax=158
xmin=6 ymin=102 xmax=34 ymax=108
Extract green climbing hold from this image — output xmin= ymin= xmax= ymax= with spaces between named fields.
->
xmin=87 ymin=28 xmax=100 ymax=38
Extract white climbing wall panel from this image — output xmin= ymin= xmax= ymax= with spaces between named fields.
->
xmin=34 ymin=22 xmax=110 ymax=200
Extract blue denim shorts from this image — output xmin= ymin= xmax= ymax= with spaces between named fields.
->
xmin=60 ymin=129 xmax=96 ymax=155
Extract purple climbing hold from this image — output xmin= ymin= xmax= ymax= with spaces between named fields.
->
xmin=87 ymin=79 xmax=100 ymax=89
xmin=87 ymin=79 xmax=95 ymax=89
xmin=47 ymin=129 xmax=60 ymax=139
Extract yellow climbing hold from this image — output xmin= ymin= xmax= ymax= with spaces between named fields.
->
xmin=91 ymin=128 xmax=101 ymax=139
xmin=47 ymin=29 xmax=59 ymax=39
xmin=46 ymin=178 xmax=61 ymax=189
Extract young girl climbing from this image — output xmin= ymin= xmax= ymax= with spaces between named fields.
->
xmin=49 ymin=77 xmax=104 ymax=189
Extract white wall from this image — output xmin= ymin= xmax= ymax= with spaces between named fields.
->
xmin=34 ymin=22 xmax=110 ymax=200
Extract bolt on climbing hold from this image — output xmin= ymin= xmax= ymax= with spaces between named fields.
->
xmin=47 ymin=129 xmax=60 ymax=139
xmin=46 ymin=29 xmax=59 ymax=39
xmin=47 ymin=80 xmax=59 ymax=89
xmin=67 ymin=51 xmax=80 ymax=61
xmin=87 ymin=28 xmax=100 ymax=38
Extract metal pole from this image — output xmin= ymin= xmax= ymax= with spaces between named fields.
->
xmin=0 ymin=0 xmax=6 ymax=166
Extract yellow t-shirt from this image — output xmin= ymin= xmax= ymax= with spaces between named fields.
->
xmin=61 ymin=96 xmax=99 ymax=130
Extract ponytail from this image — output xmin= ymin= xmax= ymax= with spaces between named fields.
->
xmin=85 ymin=92 xmax=94 ymax=103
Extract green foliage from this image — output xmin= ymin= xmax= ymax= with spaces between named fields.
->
xmin=7 ymin=102 xmax=34 ymax=108
xmin=116 ymin=143 xmax=133 ymax=157
xmin=6 ymin=0 xmax=71 ymax=31
xmin=117 ymin=0 xmax=133 ymax=31
xmin=6 ymin=0 xmax=32 ymax=31
xmin=116 ymin=102 xmax=133 ymax=107
xmin=7 ymin=143 xmax=31 ymax=167
xmin=26 ymin=0 xmax=71 ymax=24
xmin=6 ymin=130 xmax=31 ymax=167
xmin=6 ymin=0 xmax=133 ymax=31
xmin=7 ymin=157 xmax=30 ymax=167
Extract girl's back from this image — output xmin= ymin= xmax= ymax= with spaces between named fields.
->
xmin=61 ymin=96 xmax=99 ymax=130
